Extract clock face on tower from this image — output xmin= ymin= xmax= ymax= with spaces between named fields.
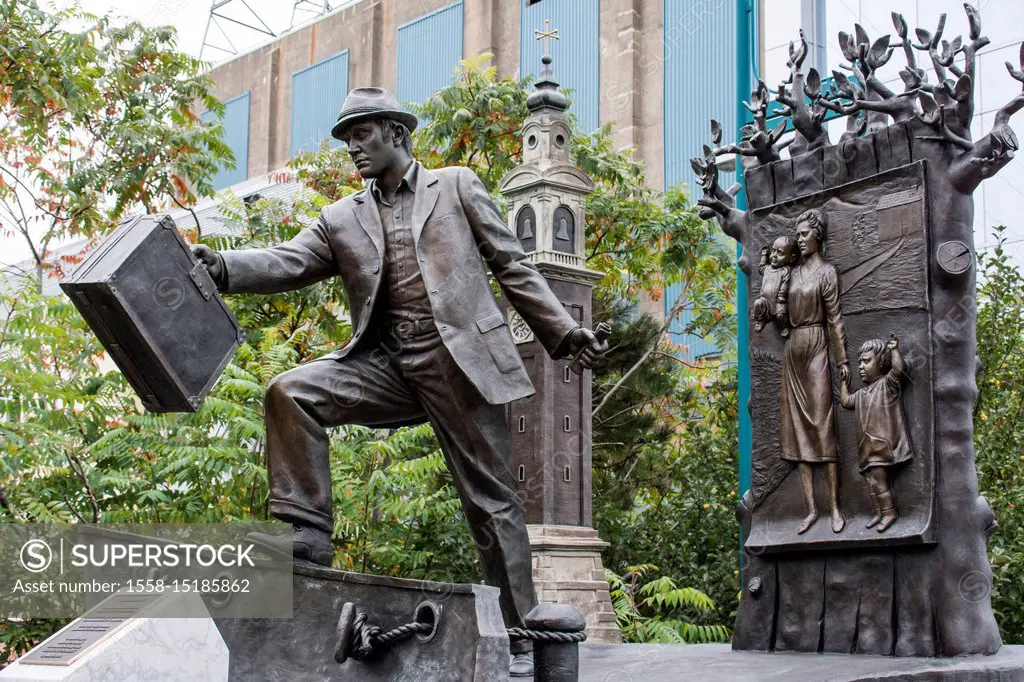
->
xmin=508 ymin=309 xmax=535 ymax=344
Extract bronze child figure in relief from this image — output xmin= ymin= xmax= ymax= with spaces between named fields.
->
xmin=839 ymin=333 xmax=912 ymax=532
xmin=753 ymin=235 xmax=799 ymax=337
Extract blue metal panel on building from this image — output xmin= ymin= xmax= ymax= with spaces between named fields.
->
xmin=202 ymin=92 xmax=250 ymax=190
xmin=520 ymin=0 xmax=600 ymax=133
xmin=663 ymin=1 xmax=738 ymax=357
xmin=665 ymin=284 xmax=720 ymax=361
xmin=291 ymin=51 xmax=350 ymax=157
xmin=664 ymin=0 xmax=738 ymax=192
xmin=397 ymin=2 xmax=464 ymax=105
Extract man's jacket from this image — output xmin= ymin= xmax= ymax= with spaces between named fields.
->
xmin=217 ymin=163 xmax=580 ymax=405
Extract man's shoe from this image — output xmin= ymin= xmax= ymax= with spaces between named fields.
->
xmin=509 ymin=651 xmax=533 ymax=678
xmin=246 ymin=525 xmax=334 ymax=566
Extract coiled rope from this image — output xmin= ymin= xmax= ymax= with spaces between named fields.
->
xmin=335 ymin=603 xmax=586 ymax=664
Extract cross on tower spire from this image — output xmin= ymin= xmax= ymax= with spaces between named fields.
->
xmin=529 ymin=18 xmax=564 ymax=104
xmin=533 ymin=18 xmax=560 ymax=62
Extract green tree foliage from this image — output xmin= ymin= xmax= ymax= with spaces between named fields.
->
xmin=411 ymin=56 xmax=734 ymax=302
xmin=974 ymin=227 xmax=1024 ymax=644
xmin=0 ymin=0 xmax=231 ymax=287
xmin=411 ymin=54 xmax=527 ymax=193
xmin=590 ymin=296 xmax=739 ymax=633
xmin=606 ymin=564 xmax=730 ymax=643
xmin=0 ymin=1 xmax=229 ymax=654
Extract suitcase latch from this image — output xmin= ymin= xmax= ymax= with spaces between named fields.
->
xmin=189 ymin=261 xmax=216 ymax=300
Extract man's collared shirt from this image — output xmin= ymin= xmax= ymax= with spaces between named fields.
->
xmin=369 ymin=161 xmax=432 ymax=325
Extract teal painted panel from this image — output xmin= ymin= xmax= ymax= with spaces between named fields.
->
xmin=291 ymin=50 xmax=349 ymax=156
xmin=663 ymin=0 xmax=738 ymax=193
xmin=520 ymin=0 xmax=600 ymax=133
xmin=202 ymin=92 xmax=250 ymax=190
xmin=397 ymin=2 xmax=464 ymax=105
xmin=737 ymin=0 xmax=756 ymax=515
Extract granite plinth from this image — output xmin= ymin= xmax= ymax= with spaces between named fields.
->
xmin=214 ymin=563 xmax=508 ymax=681
xmin=579 ymin=644 xmax=1024 ymax=681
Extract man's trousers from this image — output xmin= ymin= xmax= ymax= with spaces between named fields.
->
xmin=262 ymin=328 xmax=537 ymax=646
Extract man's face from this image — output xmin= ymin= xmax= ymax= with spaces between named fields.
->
xmin=340 ymin=120 xmax=400 ymax=179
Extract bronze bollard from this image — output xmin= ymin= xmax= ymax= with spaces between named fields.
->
xmin=524 ymin=604 xmax=586 ymax=682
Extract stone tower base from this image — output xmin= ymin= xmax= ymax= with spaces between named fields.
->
xmin=528 ymin=524 xmax=622 ymax=644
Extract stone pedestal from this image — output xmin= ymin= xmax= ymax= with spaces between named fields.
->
xmin=214 ymin=563 xmax=509 ymax=681
xmin=529 ymin=524 xmax=621 ymax=644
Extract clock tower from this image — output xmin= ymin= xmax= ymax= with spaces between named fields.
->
xmin=498 ymin=32 xmax=620 ymax=643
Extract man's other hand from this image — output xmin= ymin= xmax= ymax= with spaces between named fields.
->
xmin=191 ymin=244 xmax=224 ymax=283
xmin=566 ymin=327 xmax=609 ymax=371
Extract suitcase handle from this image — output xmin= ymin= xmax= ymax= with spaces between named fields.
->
xmin=189 ymin=261 xmax=216 ymax=300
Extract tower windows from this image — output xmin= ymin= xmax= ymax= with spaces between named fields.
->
xmin=552 ymin=205 xmax=575 ymax=253
xmin=516 ymin=206 xmax=538 ymax=252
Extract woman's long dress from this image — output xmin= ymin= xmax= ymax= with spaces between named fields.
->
xmin=779 ymin=258 xmax=848 ymax=463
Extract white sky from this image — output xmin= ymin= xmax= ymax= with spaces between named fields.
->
xmin=74 ymin=0 xmax=297 ymax=62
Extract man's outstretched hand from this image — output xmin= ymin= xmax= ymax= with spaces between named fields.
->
xmin=191 ymin=244 xmax=224 ymax=283
xmin=565 ymin=325 xmax=610 ymax=372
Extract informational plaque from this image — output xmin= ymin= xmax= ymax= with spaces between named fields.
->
xmin=20 ymin=593 xmax=163 ymax=666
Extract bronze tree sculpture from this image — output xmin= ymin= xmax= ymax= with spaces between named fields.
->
xmin=693 ymin=6 xmax=1022 ymax=656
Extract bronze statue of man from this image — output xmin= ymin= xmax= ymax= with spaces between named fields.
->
xmin=192 ymin=87 xmax=607 ymax=676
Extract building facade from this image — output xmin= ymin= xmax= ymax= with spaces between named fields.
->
xmin=200 ymin=0 xmax=1024 ymax=357
xmin=202 ymin=0 xmax=673 ymax=190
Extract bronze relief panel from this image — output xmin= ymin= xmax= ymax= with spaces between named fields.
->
xmin=745 ymin=162 xmax=935 ymax=553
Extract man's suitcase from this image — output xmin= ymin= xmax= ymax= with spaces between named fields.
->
xmin=60 ymin=214 xmax=244 ymax=413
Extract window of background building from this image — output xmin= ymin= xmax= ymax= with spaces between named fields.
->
xmin=290 ymin=51 xmax=350 ymax=157
xmin=396 ymin=3 xmax=464 ymax=106
xmin=202 ymin=92 xmax=250 ymax=191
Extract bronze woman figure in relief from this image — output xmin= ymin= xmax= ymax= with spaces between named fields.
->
xmin=778 ymin=208 xmax=849 ymax=534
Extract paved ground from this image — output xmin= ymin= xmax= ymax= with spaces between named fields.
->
xmin=579 ymin=643 xmax=1024 ymax=681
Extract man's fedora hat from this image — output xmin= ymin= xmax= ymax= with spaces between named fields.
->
xmin=330 ymin=87 xmax=419 ymax=140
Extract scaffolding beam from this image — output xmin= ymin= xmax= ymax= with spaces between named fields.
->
xmin=200 ymin=0 xmax=277 ymax=62
xmin=290 ymin=1 xmax=333 ymax=30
